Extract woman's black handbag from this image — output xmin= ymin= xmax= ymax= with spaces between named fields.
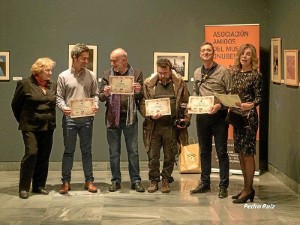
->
xmin=225 ymin=109 xmax=249 ymax=129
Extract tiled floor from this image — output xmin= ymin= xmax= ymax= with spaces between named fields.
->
xmin=0 ymin=162 xmax=299 ymax=225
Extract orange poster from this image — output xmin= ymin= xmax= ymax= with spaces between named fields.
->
xmin=205 ymin=24 xmax=260 ymax=174
xmin=205 ymin=24 xmax=260 ymax=69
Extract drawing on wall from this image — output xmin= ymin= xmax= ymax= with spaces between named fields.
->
xmin=154 ymin=52 xmax=189 ymax=81
xmin=68 ymin=44 xmax=98 ymax=75
xmin=0 ymin=52 xmax=10 ymax=81
xmin=284 ymin=49 xmax=298 ymax=86
xmin=271 ymin=38 xmax=281 ymax=83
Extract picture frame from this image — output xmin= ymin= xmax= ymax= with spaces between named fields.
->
xmin=68 ymin=44 xmax=98 ymax=75
xmin=0 ymin=51 xmax=10 ymax=81
xmin=154 ymin=52 xmax=189 ymax=81
xmin=271 ymin=38 xmax=282 ymax=83
xmin=284 ymin=50 xmax=299 ymax=86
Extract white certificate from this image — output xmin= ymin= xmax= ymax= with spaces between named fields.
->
xmin=70 ymin=98 xmax=95 ymax=118
xmin=188 ymin=96 xmax=214 ymax=114
xmin=109 ymin=76 xmax=134 ymax=95
xmin=145 ymin=98 xmax=171 ymax=116
xmin=214 ymin=93 xmax=241 ymax=108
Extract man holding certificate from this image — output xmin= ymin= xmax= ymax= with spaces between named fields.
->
xmin=190 ymin=42 xmax=232 ymax=198
xmin=99 ymin=48 xmax=145 ymax=192
xmin=56 ymin=43 xmax=99 ymax=194
xmin=139 ymin=59 xmax=190 ymax=193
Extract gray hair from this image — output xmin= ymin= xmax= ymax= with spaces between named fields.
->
xmin=111 ymin=48 xmax=128 ymax=59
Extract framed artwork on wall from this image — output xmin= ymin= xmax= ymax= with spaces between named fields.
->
xmin=271 ymin=38 xmax=281 ymax=83
xmin=0 ymin=52 xmax=10 ymax=81
xmin=153 ymin=52 xmax=189 ymax=81
xmin=284 ymin=50 xmax=298 ymax=86
xmin=68 ymin=44 xmax=98 ymax=75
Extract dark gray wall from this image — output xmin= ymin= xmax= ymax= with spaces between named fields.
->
xmin=268 ymin=0 xmax=300 ymax=184
xmin=1 ymin=0 xmax=297 ymax=184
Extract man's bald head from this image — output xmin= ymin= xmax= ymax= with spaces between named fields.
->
xmin=110 ymin=48 xmax=128 ymax=73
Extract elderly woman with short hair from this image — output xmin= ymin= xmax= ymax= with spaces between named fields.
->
xmin=12 ymin=57 xmax=56 ymax=199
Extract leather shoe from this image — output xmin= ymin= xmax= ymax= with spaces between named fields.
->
xmin=19 ymin=190 xmax=29 ymax=199
xmin=84 ymin=181 xmax=97 ymax=193
xmin=108 ymin=182 xmax=121 ymax=192
xmin=190 ymin=183 xmax=211 ymax=194
xmin=59 ymin=182 xmax=71 ymax=194
xmin=131 ymin=181 xmax=145 ymax=192
xmin=218 ymin=186 xmax=228 ymax=198
xmin=32 ymin=187 xmax=49 ymax=195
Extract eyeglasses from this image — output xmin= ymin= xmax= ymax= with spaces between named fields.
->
xmin=157 ymin=72 xmax=170 ymax=76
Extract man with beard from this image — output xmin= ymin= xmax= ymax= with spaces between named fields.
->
xmin=139 ymin=59 xmax=190 ymax=193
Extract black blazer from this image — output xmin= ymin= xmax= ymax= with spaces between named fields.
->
xmin=11 ymin=75 xmax=56 ymax=131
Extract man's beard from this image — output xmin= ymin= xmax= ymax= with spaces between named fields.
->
xmin=160 ymin=77 xmax=171 ymax=86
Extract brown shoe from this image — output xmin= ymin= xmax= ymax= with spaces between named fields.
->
xmin=84 ymin=181 xmax=97 ymax=193
xmin=147 ymin=180 xmax=158 ymax=193
xmin=59 ymin=182 xmax=71 ymax=194
xmin=161 ymin=179 xmax=170 ymax=193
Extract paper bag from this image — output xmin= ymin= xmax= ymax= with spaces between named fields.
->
xmin=178 ymin=140 xmax=201 ymax=174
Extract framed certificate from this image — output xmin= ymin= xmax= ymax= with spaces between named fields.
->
xmin=109 ymin=76 xmax=134 ymax=94
xmin=70 ymin=98 xmax=95 ymax=118
xmin=145 ymin=98 xmax=171 ymax=116
xmin=188 ymin=96 xmax=214 ymax=114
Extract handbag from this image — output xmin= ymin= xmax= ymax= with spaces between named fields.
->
xmin=225 ymin=109 xmax=249 ymax=129
xmin=178 ymin=137 xmax=201 ymax=174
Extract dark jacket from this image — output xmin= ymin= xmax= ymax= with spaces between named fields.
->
xmin=11 ymin=75 xmax=56 ymax=131
xmin=139 ymin=73 xmax=191 ymax=152
xmin=99 ymin=65 xmax=143 ymax=126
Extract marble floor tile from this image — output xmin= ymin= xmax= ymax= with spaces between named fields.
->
xmin=0 ymin=163 xmax=299 ymax=225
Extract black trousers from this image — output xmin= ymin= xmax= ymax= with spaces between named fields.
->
xmin=19 ymin=130 xmax=54 ymax=191
xmin=196 ymin=110 xmax=229 ymax=188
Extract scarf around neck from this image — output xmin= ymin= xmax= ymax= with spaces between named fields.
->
xmin=106 ymin=66 xmax=136 ymax=128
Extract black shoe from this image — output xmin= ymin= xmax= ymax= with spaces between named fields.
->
xmin=232 ymin=188 xmax=254 ymax=199
xmin=190 ymin=183 xmax=210 ymax=194
xmin=108 ymin=182 xmax=121 ymax=192
xmin=32 ymin=187 xmax=49 ymax=195
xmin=19 ymin=190 xmax=29 ymax=199
xmin=233 ymin=190 xmax=255 ymax=204
xmin=232 ymin=192 xmax=241 ymax=199
xmin=131 ymin=181 xmax=145 ymax=192
xmin=218 ymin=186 xmax=228 ymax=198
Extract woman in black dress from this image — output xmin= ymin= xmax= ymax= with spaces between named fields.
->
xmin=11 ymin=57 xmax=56 ymax=199
xmin=230 ymin=44 xmax=263 ymax=203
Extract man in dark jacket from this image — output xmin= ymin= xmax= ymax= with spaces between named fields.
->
xmin=99 ymin=48 xmax=145 ymax=192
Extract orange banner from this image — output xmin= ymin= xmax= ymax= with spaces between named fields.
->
xmin=205 ymin=24 xmax=260 ymax=140
xmin=205 ymin=24 xmax=260 ymax=174
xmin=205 ymin=24 xmax=260 ymax=69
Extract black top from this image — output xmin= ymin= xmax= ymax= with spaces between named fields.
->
xmin=11 ymin=75 xmax=56 ymax=131
xmin=231 ymin=70 xmax=263 ymax=107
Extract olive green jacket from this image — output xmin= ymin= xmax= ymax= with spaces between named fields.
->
xmin=139 ymin=72 xmax=191 ymax=152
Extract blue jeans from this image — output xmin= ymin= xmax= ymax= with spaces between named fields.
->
xmin=107 ymin=114 xmax=141 ymax=184
xmin=61 ymin=116 xmax=94 ymax=183
xmin=196 ymin=110 xmax=229 ymax=188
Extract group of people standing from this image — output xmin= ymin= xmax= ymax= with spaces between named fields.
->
xmin=11 ymin=42 xmax=262 ymax=205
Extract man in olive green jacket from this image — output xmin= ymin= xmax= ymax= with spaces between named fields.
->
xmin=139 ymin=59 xmax=190 ymax=193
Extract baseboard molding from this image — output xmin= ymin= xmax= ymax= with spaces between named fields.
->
xmin=268 ymin=163 xmax=299 ymax=194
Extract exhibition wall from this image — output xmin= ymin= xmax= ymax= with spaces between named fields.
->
xmin=267 ymin=1 xmax=300 ymax=185
xmin=0 ymin=0 xmax=298 ymax=186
